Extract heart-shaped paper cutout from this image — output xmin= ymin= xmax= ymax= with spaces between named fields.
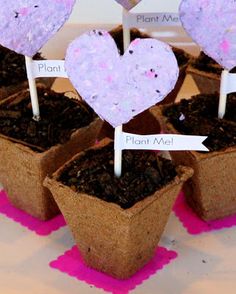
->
xmin=115 ymin=0 xmax=142 ymax=10
xmin=179 ymin=0 xmax=236 ymax=70
xmin=65 ymin=30 xmax=179 ymax=127
xmin=0 ymin=0 xmax=76 ymax=57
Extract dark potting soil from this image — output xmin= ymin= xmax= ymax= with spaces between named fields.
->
xmin=59 ymin=142 xmax=177 ymax=209
xmin=192 ymin=51 xmax=236 ymax=75
xmin=0 ymin=88 xmax=95 ymax=152
xmin=163 ymin=93 xmax=236 ymax=152
xmin=110 ymin=26 xmax=190 ymax=67
xmin=0 ymin=45 xmax=42 ymax=87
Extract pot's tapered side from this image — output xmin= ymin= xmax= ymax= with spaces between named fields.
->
xmin=187 ymin=65 xmax=220 ymax=94
xmin=0 ymin=90 xmax=102 ymax=220
xmin=45 ymin=139 xmax=193 ymax=279
xmin=151 ymin=105 xmax=236 ymax=221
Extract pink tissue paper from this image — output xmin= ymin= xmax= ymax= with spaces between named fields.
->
xmin=50 ymin=245 xmax=177 ymax=294
xmin=0 ymin=190 xmax=66 ymax=236
xmin=173 ymin=192 xmax=236 ymax=235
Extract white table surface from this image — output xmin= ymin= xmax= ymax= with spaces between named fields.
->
xmin=0 ymin=25 xmax=236 ymax=294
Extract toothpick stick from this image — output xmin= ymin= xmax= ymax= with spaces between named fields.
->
xmin=114 ymin=8 xmax=131 ymax=178
xmin=114 ymin=125 xmax=123 ymax=177
xmin=25 ymin=56 xmax=40 ymax=121
xmin=218 ymin=69 xmax=229 ymax=119
xmin=122 ymin=8 xmax=131 ymax=50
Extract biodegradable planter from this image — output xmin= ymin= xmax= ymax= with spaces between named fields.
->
xmin=44 ymin=139 xmax=193 ymax=279
xmin=186 ymin=51 xmax=227 ymax=94
xmin=0 ymin=89 xmax=103 ymax=220
xmin=187 ymin=64 xmax=220 ymax=94
xmin=151 ymin=106 xmax=236 ymax=221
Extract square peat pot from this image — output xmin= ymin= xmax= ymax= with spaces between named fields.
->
xmin=186 ymin=51 xmax=228 ymax=94
xmin=44 ymin=139 xmax=193 ymax=279
xmin=187 ymin=64 xmax=220 ymax=94
xmin=151 ymin=107 xmax=236 ymax=221
xmin=0 ymin=89 xmax=102 ymax=220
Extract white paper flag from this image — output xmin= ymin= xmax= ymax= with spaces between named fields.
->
xmin=123 ymin=12 xmax=181 ymax=28
xmin=115 ymin=131 xmax=208 ymax=152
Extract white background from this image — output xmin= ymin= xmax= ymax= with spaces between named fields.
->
xmin=68 ymin=0 xmax=181 ymax=24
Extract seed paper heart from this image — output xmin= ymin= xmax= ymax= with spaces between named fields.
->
xmin=65 ymin=30 xmax=179 ymax=127
xmin=115 ymin=0 xmax=142 ymax=10
xmin=179 ymin=0 xmax=236 ymax=70
xmin=0 ymin=0 xmax=76 ymax=57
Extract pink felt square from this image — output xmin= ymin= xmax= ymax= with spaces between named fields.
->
xmin=173 ymin=192 xmax=236 ymax=235
xmin=0 ymin=190 xmax=66 ymax=236
xmin=50 ymin=245 xmax=177 ymax=294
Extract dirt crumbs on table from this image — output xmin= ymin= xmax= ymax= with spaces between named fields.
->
xmin=59 ymin=142 xmax=177 ymax=209
xmin=0 ymin=88 xmax=95 ymax=152
xmin=163 ymin=93 xmax=236 ymax=152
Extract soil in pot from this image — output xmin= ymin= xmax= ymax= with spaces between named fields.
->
xmin=45 ymin=139 xmax=192 ymax=278
xmin=0 ymin=45 xmax=55 ymax=101
xmin=0 ymin=86 xmax=101 ymax=220
xmin=163 ymin=93 xmax=236 ymax=152
xmin=0 ymin=45 xmax=42 ymax=88
xmin=0 ymin=87 xmax=96 ymax=152
xmin=191 ymin=51 xmax=236 ymax=76
xmin=158 ymin=93 xmax=236 ymax=220
xmin=59 ymin=142 xmax=177 ymax=209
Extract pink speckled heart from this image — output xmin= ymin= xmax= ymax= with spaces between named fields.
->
xmin=115 ymin=0 xmax=142 ymax=10
xmin=0 ymin=0 xmax=76 ymax=57
xmin=180 ymin=0 xmax=236 ymax=70
xmin=65 ymin=30 xmax=179 ymax=127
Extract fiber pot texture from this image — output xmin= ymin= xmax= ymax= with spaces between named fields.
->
xmin=0 ymin=89 xmax=102 ymax=220
xmin=98 ymin=26 xmax=192 ymax=140
xmin=151 ymin=106 xmax=236 ymax=221
xmin=187 ymin=64 xmax=220 ymax=94
xmin=44 ymin=139 xmax=193 ymax=279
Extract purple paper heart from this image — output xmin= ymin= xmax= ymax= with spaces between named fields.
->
xmin=180 ymin=0 xmax=236 ymax=70
xmin=65 ymin=30 xmax=179 ymax=127
xmin=0 ymin=0 xmax=76 ymax=57
xmin=115 ymin=0 xmax=142 ymax=10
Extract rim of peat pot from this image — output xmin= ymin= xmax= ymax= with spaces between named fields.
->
xmin=151 ymin=104 xmax=236 ymax=221
xmin=44 ymin=138 xmax=193 ymax=278
xmin=0 ymin=86 xmax=103 ymax=220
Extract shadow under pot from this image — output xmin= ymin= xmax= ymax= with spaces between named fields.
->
xmin=151 ymin=93 xmax=236 ymax=221
xmin=0 ymin=45 xmax=55 ymax=101
xmin=44 ymin=138 xmax=193 ymax=279
xmin=98 ymin=25 xmax=193 ymax=140
xmin=0 ymin=86 xmax=102 ymax=220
